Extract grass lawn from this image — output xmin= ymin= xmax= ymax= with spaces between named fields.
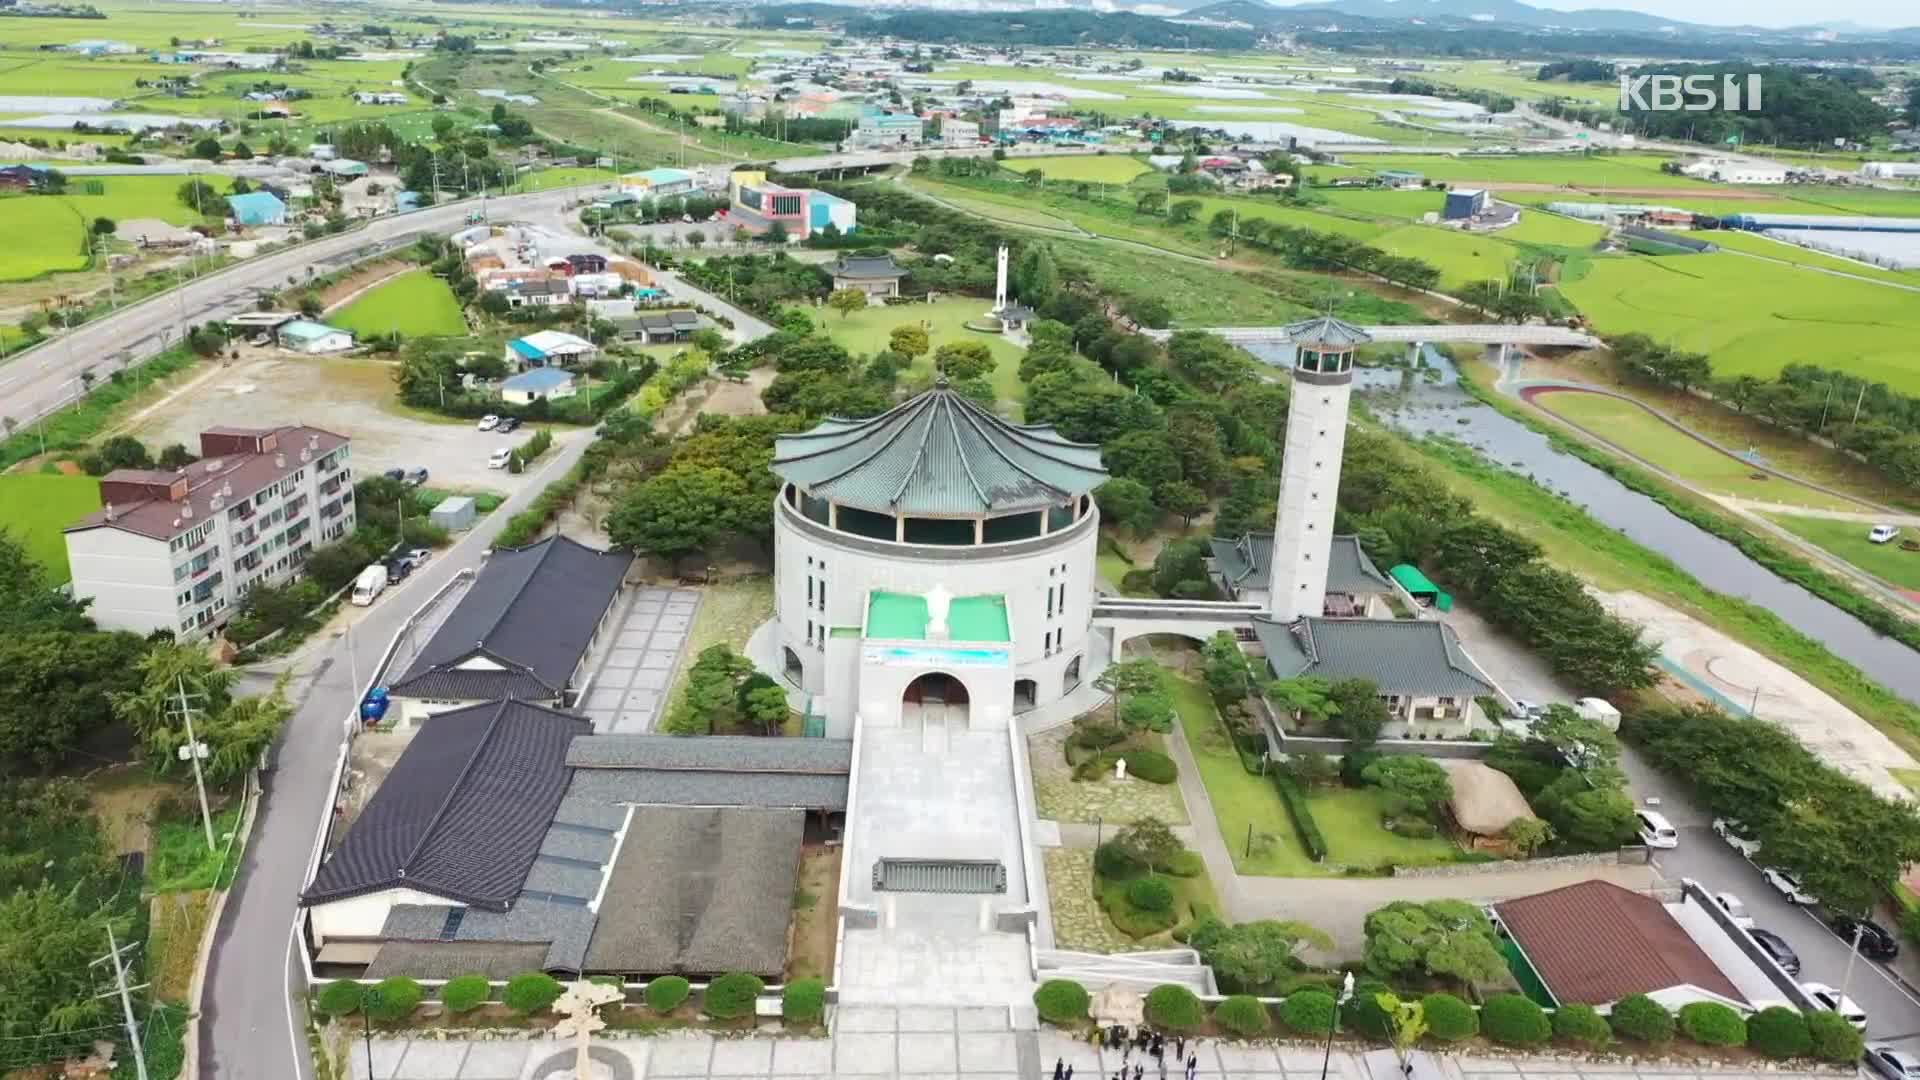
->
xmin=146 ymin=802 xmax=245 ymax=893
xmin=662 ymin=574 xmax=774 ymax=710
xmin=1000 ymin=154 xmax=1152 ymax=184
xmin=820 ymin=297 xmax=1026 ymax=414
xmin=331 ymin=270 xmax=469 ymax=338
xmin=1532 ymin=389 xmax=1863 ymax=512
xmin=1762 ymin=513 xmax=1920 ymax=593
xmin=1558 ymin=252 xmax=1920 ymax=394
xmin=0 ymin=472 xmax=100 ymax=583
xmin=1692 ymin=229 xmax=1920 ymax=287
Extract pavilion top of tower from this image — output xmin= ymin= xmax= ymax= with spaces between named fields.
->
xmin=1284 ymin=315 xmax=1373 ymax=350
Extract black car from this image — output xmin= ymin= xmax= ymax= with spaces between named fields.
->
xmin=497 ymin=416 xmax=522 ymax=433
xmin=403 ymin=466 xmax=429 ymax=486
xmin=382 ymin=467 xmax=405 ymax=481
xmin=1830 ymin=915 xmax=1900 ymax=961
xmin=1748 ymin=927 xmax=1801 ymax=975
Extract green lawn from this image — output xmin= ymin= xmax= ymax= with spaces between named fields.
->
xmin=1558 ymin=252 xmax=1920 ymax=394
xmin=0 ymin=473 xmax=100 ymax=584
xmin=1762 ymin=513 xmax=1920 ymax=593
xmin=1001 ymin=154 xmax=1153 ymax=184
xmin=1371 ymin=223 xmax=1516 ymax=289
xmin=1532 ymin=390 xmax=1863 ymax=512
xmin=1319 ymin=153 xmax=1712 ymax=190
xmin=2 ymin=175 xmax=221 ymax=282
xmin=331 ymin=270 xmax=468 ymax=338
xmin=1501 ymin=211 xmax=1608 ymax=250
xmin=1171 ymin=676 xmax=1457 ymax=876
xmin=1691 ymin=229 xmax=1920 ymax=286
xmin=819 ymin=297 xmax=1026 ymax=414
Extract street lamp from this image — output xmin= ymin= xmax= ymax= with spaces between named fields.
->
xmin=1320 ymin=972 xmax=1355 ymax=1080
xmin=1840 ymin=920 xmax=1866 ymax=1008
xmin=362 ymin=984 xmax=384 ymax=1080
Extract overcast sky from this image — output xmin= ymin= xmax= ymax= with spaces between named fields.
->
xmin=1525 ymin=0 xmax=1906 ymax=27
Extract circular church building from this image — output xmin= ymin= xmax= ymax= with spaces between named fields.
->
xmin=766 ymin=384 xmax=1108 ymax=736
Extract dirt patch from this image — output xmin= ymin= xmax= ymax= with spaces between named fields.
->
xmin=787 ymin=845 xmax=840 ymax=981
xmin=147 ymin=889 xmax=213 ymax=1002
xmin=310 ymin=258 xmax=414 ymax=309
xmin=652 ymin=368 xmax=774 ymax=437
xmin=89 ymin=767 xmax=184 ymax=856
xmin=337 ymin=731 xmax=412 ymax=839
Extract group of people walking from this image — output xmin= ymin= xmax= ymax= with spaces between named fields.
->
xmin=1050 ymin=1027 xmax=1203 ymax=1080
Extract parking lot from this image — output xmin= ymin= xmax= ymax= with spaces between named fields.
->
xmin=129 ymin=352 xmax=564 ymax=493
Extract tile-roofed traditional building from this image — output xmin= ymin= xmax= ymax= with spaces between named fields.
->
xmin=771 ymin=383 xmax=1107 ymax=517
xmin=303 ymin=699 xmax=591 ymax=913
xmin=386 ymin=536 xmax=631 ymax=725
xmin=564 ymin=735 xmax=853 ymax=810
xmin=829 ymin=254 xmax=906 ymax=297
xmin=1493 ymin=881 xmax=1752 ymax=1010
xmin=64 ymin=425 xmax=355 ymax=638
xmin=1209 ymin=532 xmax=1392 ymax=616
xmin=1252 ymin=615 xmax=1496 ymax=737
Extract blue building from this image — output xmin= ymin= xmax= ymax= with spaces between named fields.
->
xmin=1443 ymin=189 xmax=1487 ymax=221
xmin=226 ymin=191 xmax=288 ymax=226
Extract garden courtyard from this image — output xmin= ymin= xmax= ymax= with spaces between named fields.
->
xmin=818 ymin=297 xmax=1026 ymax=416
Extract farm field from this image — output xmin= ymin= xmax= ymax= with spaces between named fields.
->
xmin=1529 ymin=389 xmax=1862 ymax=512
xmin=331 ymin=270 xmax=468 ymax=339
xmin=1371 ymin=222 xmax=1515 ymax=288
xmin=819 ymin=297 xmax=1026 ymax=413
xmin=1312 ymin=153 xmax=1712 ymax=189
xmin=2 ymin=174 xmax=216 ymax=281
xmin=0 ymin=473 xmax=100 ymax=583
xmin=1426 ymin=60 xmax=1620 ymax=106
xmin=1763 ymin=513 xmax=1920 ymax=593
xmin=1000 ymin=154 xmax=1151 ymax=184
xmin=1500 ymin=210 xmax=1607 ymax=249
xmin=1558 ymin=252 xmax=1920 ymax=392
xmin=1690 ymin=229 xmax=1920 ymax=286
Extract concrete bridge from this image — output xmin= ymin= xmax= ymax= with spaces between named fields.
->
xmin=1147 ymin=322 xmax=1602 ymax=363
xmin=1090 ymin=596 xmax=1264 ymax=654
xmin=765 ymin=142 xmax=1149 ymax=176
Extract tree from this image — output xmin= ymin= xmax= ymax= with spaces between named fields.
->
xmin=765 ymin=221 xmax=790 ymax=246
xmin=190 ymin=136 xmax=223 ymax=160
xmin=1150 ymin=538 xmax=1212 ymax=600
xmin=1167 ymin=331 xmax=1250 ymax=393
xmin=157 ymin=443 xmax=196 ymax=470
xmin=1362 ymin=900 xmax=1507 ymax=989
xmin=1120 ymin=294 xmax=1172 ymax=330
xmin=0 ymin=883 xmax=125 ymax=1039
xmin=1167 ymin=199 xmax=1201 ymax=224
xmin=176 ymin=178 xmax=220 ymax=215
xmin=1114 ymin=817 xmax=1183 ymax=871
xmin=0 ymin=630 xmax=148 ymax=770
xmin=109 ymin=645 xmax=289 ymax=783
xmin=1095 ymin=477 xmax=1157 ymax=536
xmin=1266 ymin=676 xmax=1338 ymax=730
xmin=933 ymin=340 xmax=994 ymax=382
xmin=1186 ymin=916 xmax=1334 ymax=995
xmin=742 ymin=683 xmax=789 ymax=735
xmin=430 ymin=114 xmax=456 ymax=142
xmin=1201 ymin=631 xmax=1254 ymax=704
xmin=1326 ymin=678 xmax=1388 ymax=746
xmin=825 ymin=288 xmax=866 ymax=319
xmin=1159 ymin=480 xmax=1207 ymax=526
xmin=1374 ymin=993 xmax=1429 ymax=1070
xmin=90 ymin=216 xmax=116 ymax=236
xmin=1361 ymin=756 xmax=1453 ymax=820
xmin=888 ymin=324 xmax=929 ymax=360
xmin=0 ymin=532 xmax=93 ymax=634
xmin=607 ymin=465 xmax=751 ymax=558
xmin=1012 ymin=244 xmax=1060 ymax=308
xmin=1094 ymin=658 xmax=1165 ymax=724
xmin=1118 ymin=689 xmax=1174 ymax=733
xmin=1504 ymin=816 xmax=1553 ymax=856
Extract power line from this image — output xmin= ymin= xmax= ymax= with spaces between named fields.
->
xmin=90 ymin=924 xmax=149 ymax=1080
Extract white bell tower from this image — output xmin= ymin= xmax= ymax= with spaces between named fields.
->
xmin=1269 ymin=316 xmax=1370 ymax=622
xmin=993 ymin=245 xmax=1010 ymax=313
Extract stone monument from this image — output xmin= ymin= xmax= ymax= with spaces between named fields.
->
xmin=925 ymin=583 xmax=953 ymax=641
xmin=550 ymin=979 xmax=624 ymax=1080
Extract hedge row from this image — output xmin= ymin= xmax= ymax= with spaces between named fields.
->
xmin=1271 ymin=775 xmax=1328 ymax=862
xmin=312 ymin=969 xmax=792 ymax=1024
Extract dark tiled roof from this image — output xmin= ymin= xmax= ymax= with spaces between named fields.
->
xmin=567 ymin=734 xmax=851 ymax=771
xmin=1210 ymin=533 xmax=1390 ymax=595
xmin=1253 ymin=615 xmax=1494 ymax=697
xmin=1284 ymin=315 xmax=1372 ymax=349
xmin=303 ymin=700 xmax=590 ymax=909
xmin=389 ymin=536 xmax=630 ymax=702
xmin=582 ymin=807 xmax=802 ymax=978
xmin=1495 ymin=881 xmax=1746 ymax=1006
xmin=830 ymin=254 xmax=905 ymax=280
xmin=772 ymin=387 xmax=1107 ymax=515
xmin=66 ymin=425 xmax=347 ymax=541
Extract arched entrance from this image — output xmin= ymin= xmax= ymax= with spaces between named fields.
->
xmin=1013 ymin=678 xmax=1038 ymax=714
xmin=903 ymin=672 xmax=969 ymax=729
xmin=1062 ymin=655 xmax=1082 ymax=695
xmin=782 ymin=646 xmax=804 ymax=686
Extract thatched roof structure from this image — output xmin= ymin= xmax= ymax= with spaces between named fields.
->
xmin=1443 ymin=761 xmax=1536 ymax=837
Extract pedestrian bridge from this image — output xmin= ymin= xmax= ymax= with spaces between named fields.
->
xmin=1147 ymin=323 xmax=1602 ymax=352
xmin=1090 ymin=596 xmax=1264 ymax=654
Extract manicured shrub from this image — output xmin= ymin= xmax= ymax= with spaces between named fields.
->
xmin=1144 ymin=984 xmax=1204 ymax=1032
xmin=1122 ymin=748 xmax=1177 ymax=784
xmin=1094 ymin=840 xmax=1144 ymax=880
xmin=1678 ymin=1001 xmax=1746 ymax=1047
xmin=1807 ymin=1010 xmax=1864 ymax=1064
xmin=439 ymin=975 xmax=490 ymax=1014
xmin=364 ymin=977 xmax=423 ymax=1022
xmin=1746 ymin=1006 xmax=1812 ymax=1060
xmin=1481 ymin=994 xmax=1551 ymax=1047
xmin=1342 ymin=979 xmax=1392 ymax=1040
xmin=1034 ymin=980 xmax=1091 ymax=1025
xmin=503 ymin=972 xmax=563 ymax=1015
xmin=1279 ymin=990 xmax=1335 ymax=1035
xmin=1213 ymin=995 xmax=1270 ymax=1037
xmin=1608 ymin=993 xmax=1674 ymax=1044
xmin=1421 ymin=993 xmax=1477 ymax=1042
xmin=646 ymin=975 xmax=690 ymax=1012
xmin=1272 ymin=775 xmax=1328 ymax=862
xmin=1164 ymin=851 xmax=1205 ymax=877
xmin=783 ymin=978 xmax=826 ymax=1024
xmin=704 ymin=972 xmax=764 ymax=1019
xmin=315 ymin=980 xmax=364 ymax=1017
xmin=1127 ymin=877 xmax=1174 ymax=913
xmin=1551 ymin=1004 xmax=1611 ymax=1050
xmin=1340 ymin=749 xmax=1383 ymax=787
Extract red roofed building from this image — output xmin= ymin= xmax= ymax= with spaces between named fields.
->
xmin=64 ymin=425 xmax=356 ymax=638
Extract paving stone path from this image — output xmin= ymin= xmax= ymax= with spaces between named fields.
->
xmin=1042 ymin=847 xmax=1148 ymax=954
xmin=1029 ymin=728 xmax=1190 ymax=826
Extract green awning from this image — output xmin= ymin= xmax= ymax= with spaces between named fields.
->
xmin=1389 ymin=564 xmax=1439 ymax=595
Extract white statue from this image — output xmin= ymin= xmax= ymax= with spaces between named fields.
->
xmin=993 ymin=245 xmax=1009 ymax=313
xmin=1114 ymin=756 xmax=1128 ymax=782
xmin=551 ymin=979 xmax=624 ymax=1079
xmin=925 ymin=583 xmax=953 ymax=640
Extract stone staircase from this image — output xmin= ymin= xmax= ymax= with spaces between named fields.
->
xmin=1034 ymin=947 xmax=1217 ymax=995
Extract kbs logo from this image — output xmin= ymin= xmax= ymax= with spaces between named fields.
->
xmin=1619 ymin=73 xmax=1763 ymax=112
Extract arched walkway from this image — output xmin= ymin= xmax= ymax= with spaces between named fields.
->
xmin=1014 ymin=678 xmax=1038 ymax=714
xmin=782 ymin=646 xmax=804 ymax=686
xmin=1063 ymin=654 xmax=1083 ymax=695
xmin=903 ymin=671 xmax=970 ymax=729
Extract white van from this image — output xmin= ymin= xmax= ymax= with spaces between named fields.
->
xmin=1575 ymin=697 xmax=1621 ymax=731
xmin=1636 ymin=809 xmax=1679 ymax=849
xmin=350 ymin=564 xmax=389 ymax=606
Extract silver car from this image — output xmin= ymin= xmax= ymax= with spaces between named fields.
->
xmin=1867 ymin=1045 xmax=1920 ymax=1080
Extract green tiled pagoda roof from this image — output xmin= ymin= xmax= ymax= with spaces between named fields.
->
xmin=1285 ymin=315 xmax=1373 ymax=349
xmin=771 ymin=386 xmax=1107 ymax=516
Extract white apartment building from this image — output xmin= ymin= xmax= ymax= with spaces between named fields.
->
xmin=64 ymin=425 xmax=356 ymax=639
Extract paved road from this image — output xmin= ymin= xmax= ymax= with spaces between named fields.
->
xmin=196 ymin=436 xmax=594 ymax=1080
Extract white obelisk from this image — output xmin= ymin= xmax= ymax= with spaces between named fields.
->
xmin=1269 ymin=317 xmax=1369 ymax=622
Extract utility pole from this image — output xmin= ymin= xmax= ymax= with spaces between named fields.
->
xmin=92 ymin=925 xmax=150 ymax=1080
xmin=1852 ymin=381 xmax=1869 ymax=424
xmin=172 ymin=676 xmax=215 ymax=851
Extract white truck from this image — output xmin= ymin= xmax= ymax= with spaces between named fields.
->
xmin=1574 ymin=697 xmax=1621 ymax=731
xmin=350 ymin=564 xmax=389 ymax=606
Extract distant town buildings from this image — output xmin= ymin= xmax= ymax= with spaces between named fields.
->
xmin=728 ymin=170 xmax=856 ymax=237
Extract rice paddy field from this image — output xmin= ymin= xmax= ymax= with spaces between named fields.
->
xmin=0 ymin=472 xmax=100 ymax=584
xmin=0 ymin=174 xmax=214 ymax=281
xmin=1423 ymin=60 xmax=1622 ymax=107
xmin=331 ymin=269 xmax=467 ymax=338
xmin=999 ymin=154 xmax=1152 ymax=184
